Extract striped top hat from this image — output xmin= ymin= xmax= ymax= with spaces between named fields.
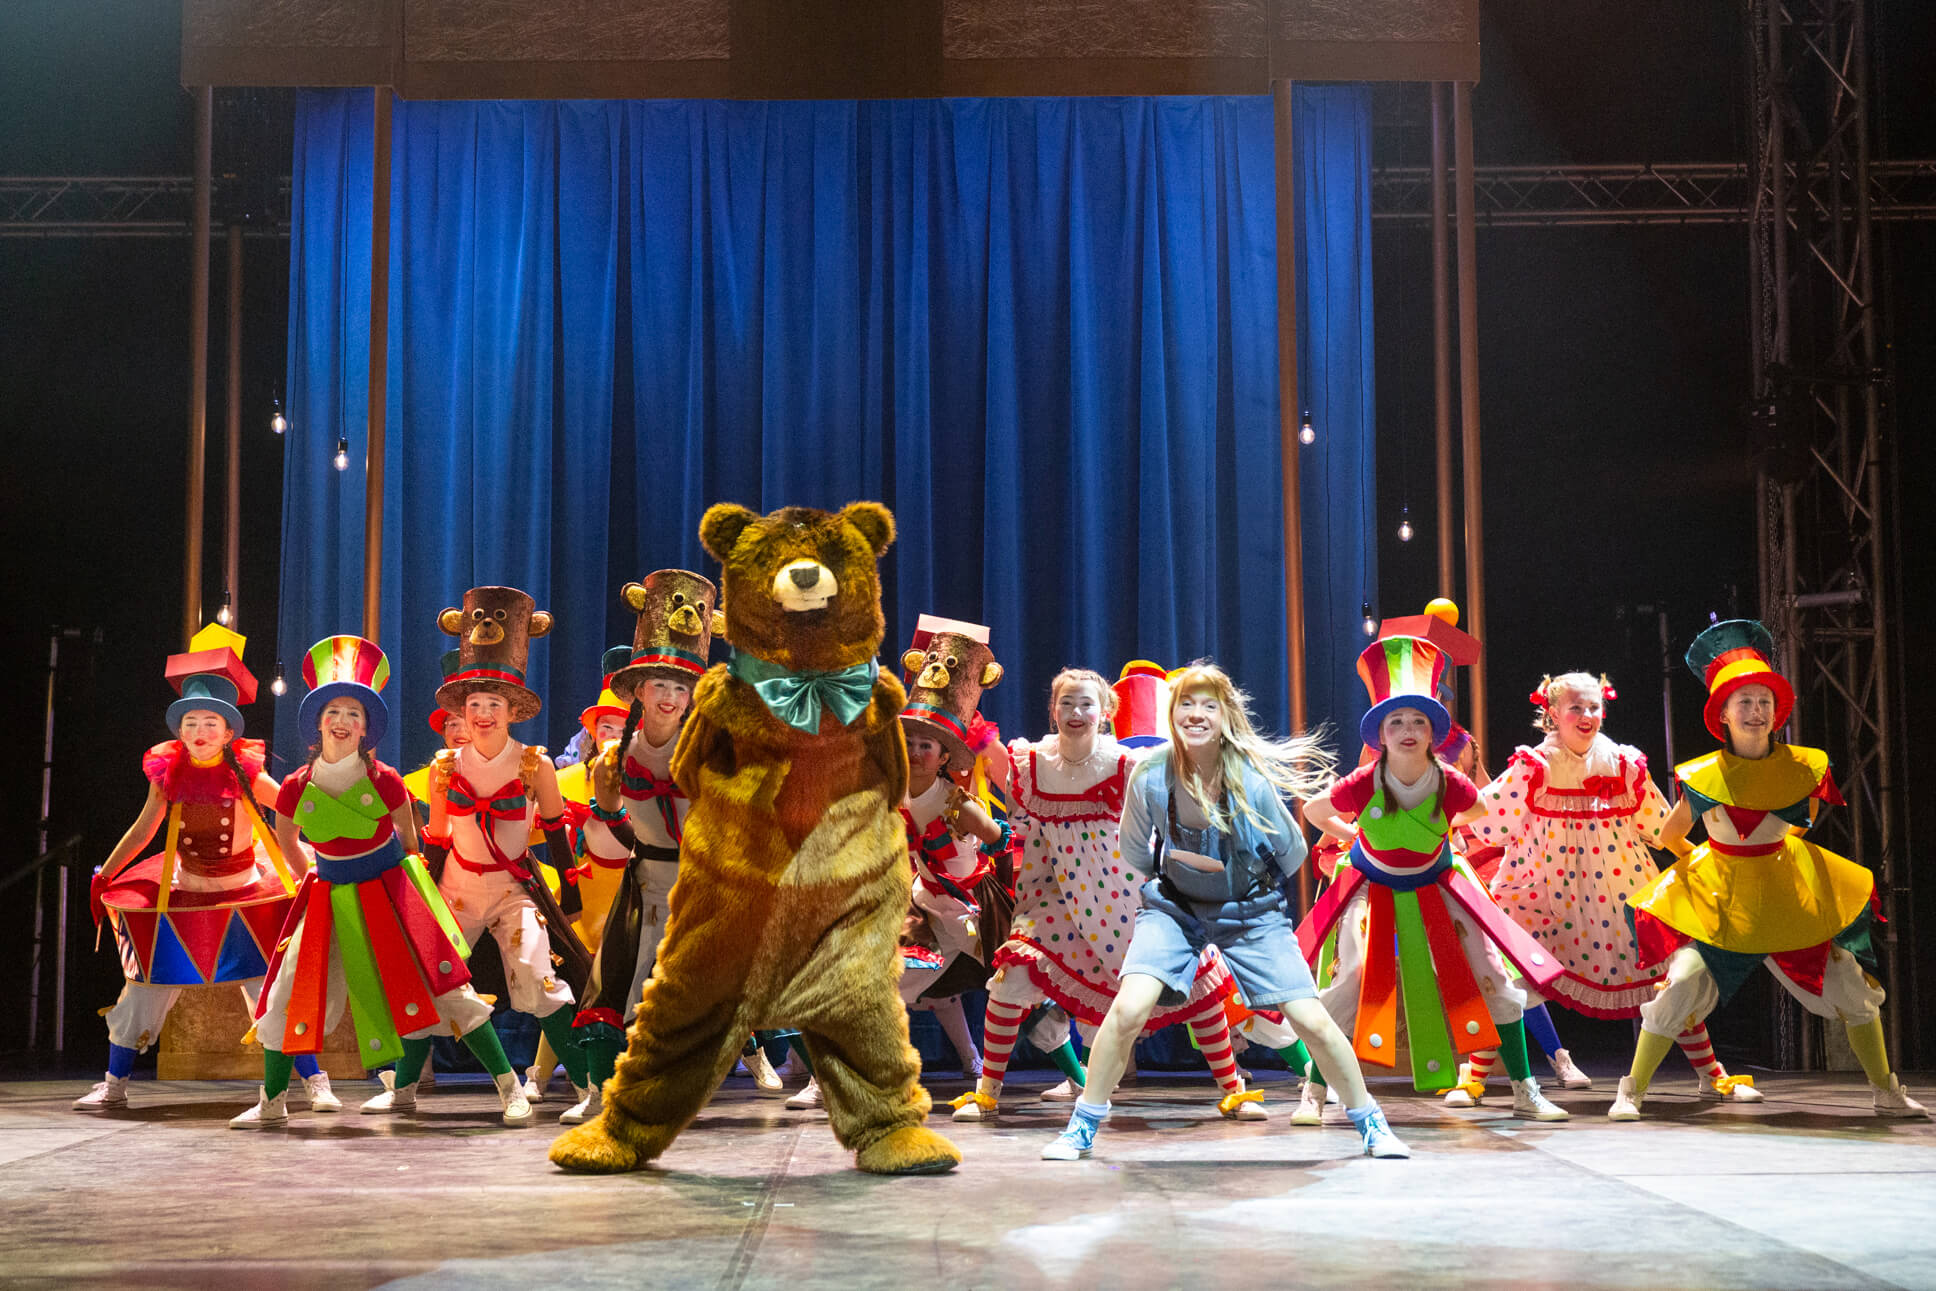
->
xmin=1356 ymin=633 xmax=1452 ymax=747
xmin=435 ymin=586 xmax=551 ymax=723
xmin=899 ymin=624 xmax=1002 ymax=773
xmin=165 ymin=623 xmax=257 ymax=736
xmin=1110 ymin=661 xmax=1175 ymax=749
xmin=297 ymin=635 xmax=392 ymax=748
xmin=1686 ymin=619 xmax=1793 ymax=740
xmin=608 ymin=570 xmax=718 ymax=702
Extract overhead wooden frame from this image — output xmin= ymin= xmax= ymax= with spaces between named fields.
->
xmin=181 ymin=0 xmax=1478 ymax=97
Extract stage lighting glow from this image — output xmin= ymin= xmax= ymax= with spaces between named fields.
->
xmin=1299 ymin=411 xmax=1316 ymax=445
xmin=1361 ymin=601 xmax=1377 ymax=636
xmin=215 ymin=591 xmax=232 ymax=627
xmin=334 ymin=437 xmax=350 ymax=471
xmin=1397 ymin=508 xmax=1414 ymax=542
xmin=270 ymin=661 xmax=287 ymax=697
xmin=270 ymin=399 xmax=288 ymax=435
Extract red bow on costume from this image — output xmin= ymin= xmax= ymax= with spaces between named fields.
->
xmin=622 ymin=758 xmax=685 ymax=844
xmin=444 ymin=774 xmax=533 ymax=879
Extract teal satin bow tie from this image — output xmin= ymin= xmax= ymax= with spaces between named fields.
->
xmin=730 ymin=651 xmax=879 ymax=733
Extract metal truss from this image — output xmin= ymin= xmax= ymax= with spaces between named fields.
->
xmin=1745 ymin=0 xmax=1911 ymax=1070
xmin=0 ymin=176 xmax=288 ymax=238
xmin=1372 ymin=158 xmax=1936 ymax=227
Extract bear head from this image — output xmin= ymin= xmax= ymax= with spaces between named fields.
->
xmin=700 ymin=501 xmax=895 ymax=674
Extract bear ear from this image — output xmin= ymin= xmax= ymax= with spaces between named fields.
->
xmin=902 ymin=648 xmax=925 ymax=674
xmin=437 ymin=608 xmax=464 ymax=636
xmin=980 ymin=661 xmax=1004 ymax=688
xmin=711 ymin=608 xmax=730 ymax=641
xmin=840 ymin=501 xmax=896 ymax=556
xmin=700 ymin=503 xmax=759 ymax=563
xmin=621 ymin=582 xmax=648 ymax=613
xmin=529 ymin=611 xmax=553 ymax=638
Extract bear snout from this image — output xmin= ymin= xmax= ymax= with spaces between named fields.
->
xmin=470 ymin=620 xmax=506 ymax=646
xmin=917 ymin=663 xmax=952 ymax=689
xmin=773 ymin=559 xmax=839 ymax=612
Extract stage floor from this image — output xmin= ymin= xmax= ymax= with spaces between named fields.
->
xmin=3 ymin=1068 xmax=1932 ymax=1290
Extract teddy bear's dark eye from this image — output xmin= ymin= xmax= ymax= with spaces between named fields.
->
xmin=493 ymin=608 xmax=507 ymax=621
xmin=471 ymin=608 xmax=485 ymax=620
xmin=671 ymin=593 xmax=686 ymax=605
xmin=945 ymin=655 xmax=958 ymax=668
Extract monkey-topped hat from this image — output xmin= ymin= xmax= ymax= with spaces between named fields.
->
xmin=607 ymin=569 xmax=719 ymax=702
xmin=165 ymin=623 xmax=258 ymax=735
xmin=297 ymin=635 xmax=392 ymax=748
xmin=1687 ymin=618 xmax=1794 ymax=740
xmin=899 ymin=622 xmax=1003 ymax=773
xmin=435 ymin=586 xmax=552 ymax=723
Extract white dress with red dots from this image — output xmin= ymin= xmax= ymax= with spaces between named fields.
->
xmin=988 ymin=739 xmax=1233 ymax=1028
xmin=1474 ymin=733 xmax=1675 ymax=1017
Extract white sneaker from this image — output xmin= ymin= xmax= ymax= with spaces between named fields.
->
xmin=1219 ymin=1089 xmax=1269 ymax=1121
xmin=1607 ymin=1075 xmax=1644 ymax=1121
xmin=303 ymin=1071 xmax=343 ymax=1112
xmin=748 ymin=1048 xmax=786 ymax=1097
xmin=1548 ymin=1048 xmax=1593 ymax=1090
xmin=559 ymin=1081 xmax=603 ymax=1125
xmin=773 ymin=1051 xmax=806 ymax=1083
xmin=1290 ymin=1079 xmax=1325 ymax=1126
xmin=1442 ymin=1063 xmax=1485 ymax=1108
xmin=785 ymin=1077 xmax=823 ymax=1111
xmin=522 ymin=1064 xmax=548 ymax=1103
xmin=360 ymin=1074 xmax=419 ymax=1114
xmin=495 ymin=1071 xmax=535 ymax=1125
xmin=1040 ymin=1078 xmax=1081 ymax=1101
xmin=1874 ymin=1075 xmax=1931 ymax=1119
xmin=230 ymin=1086 xmax=289 ymax=1129
xmin=1698 ymin=1073 xmax=1765 ymax=1103
xmin=73 ymin=1075 xmax=129 ymax=1111
xmin=950 ymin=1081 xmax=1000 ymax=1122
xmin=1512 ymin=1076 xmax=1569 ymax=1121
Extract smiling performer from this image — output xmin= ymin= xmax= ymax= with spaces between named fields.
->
xmin=1042 ymin=664 xmax=1408 ymax=1161
xmin=1612 ymin=621 xmax=1925 ymax=1120
xmin=80 ymin=625 xmax=307 ymax=1112
xmin=1299 ymin=631 xmax=1570 ymax=1120
xmin=561 ymin=571 xmax=715 ymax=1126
xmin=235 ymin=637 xmax=522 ymax=1127
xmin=952 ymin=669 xmax=1238 ymax=1124
xmin=371 ymin=587 xmax=594 ymax=1118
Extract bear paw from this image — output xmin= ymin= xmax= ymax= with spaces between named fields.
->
xmin=549 ymin=1116 xmax=671 ymax=1174
xmin=855 ymin=1125 xmax=962 ymax=1176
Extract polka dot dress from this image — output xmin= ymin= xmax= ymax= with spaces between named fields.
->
xmin=1476 ymin=735 xmax=1675 ymax=1017
xmin=990 ymin=741 xmax=1232 ymax=1028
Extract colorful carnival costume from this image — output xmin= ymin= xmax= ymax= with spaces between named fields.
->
xmin=953 ymin=676 xmax=1238 ymax=1124
xmin=1298 ymin=632 xmax=1570 ymax=1120
xmin=406 ymin=587 xmax=593 ymax=1116
xmin=237 ymin=636 xmax=526 ymax=1127
xmin=79 ymin=625 xmax=312 ymax=1111
xmin=896 ymin=624 xmax=1014 ymax=1078
xmin=564 ymin=570 xmax=713 ymax=1125
xmin=1612 ymin=620 xmax=1926 ymax=1120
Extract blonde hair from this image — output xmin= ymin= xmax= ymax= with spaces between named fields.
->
xmin=1153 ymin=661 xmax=1337 ymax=835
xmin=1533 ymin=671 xmax=1611 ymax=732
xmin=1047 ymin=668 xmax=1118 ymax=727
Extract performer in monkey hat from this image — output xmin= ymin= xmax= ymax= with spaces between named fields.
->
xmin=377 ymin=587 xmax=594 ymax=1120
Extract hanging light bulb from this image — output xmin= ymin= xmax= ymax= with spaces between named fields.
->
xmin=333 ymin=436 xmax=350 ymax=471
xmin=270 ymin=399 xmax=288 ymax=436
xmin=1298 ymin=410 xmax=1316 ymax=445
xmin=270 ymin=660 xmax=287 ymax=697
xmin=1362 ymin=600 xmax=1377 ymax=637
xmin=1397 ymin=506 xmax=1414 ymax=543
xmin=215 ymin=589 xmax=232 ymax=627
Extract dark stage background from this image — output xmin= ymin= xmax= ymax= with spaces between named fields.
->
xmin=2 ymin=1 xmax=1932 ymax=1077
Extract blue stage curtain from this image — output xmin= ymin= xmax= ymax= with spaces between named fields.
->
xmin=276 ymin=91 xmax=1375 ymax=773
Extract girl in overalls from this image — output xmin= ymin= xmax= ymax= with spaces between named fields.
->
xmin=1041 ymin=663 xmax=1409 ymax=1161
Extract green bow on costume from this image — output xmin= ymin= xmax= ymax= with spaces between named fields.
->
xmin=730 ymin=650 xmax=879 ymax=733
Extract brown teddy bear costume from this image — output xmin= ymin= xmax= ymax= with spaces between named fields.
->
xmin=550 ymin=502 xmax=962 ymax=1175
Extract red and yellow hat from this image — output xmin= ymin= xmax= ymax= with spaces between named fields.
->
xmin=1686 ymin=619 xmax=1794 ymax=740
xmin=579 ymin=687 xmax=628 ymax=733
xmin=297 ymin=634 xmax=392 ymax=747
xmin=1110 ymin=661 xmax=1174 ymax=749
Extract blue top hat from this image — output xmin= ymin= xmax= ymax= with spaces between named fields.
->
xmin=168 ymin=675 xmax=246 ymax=737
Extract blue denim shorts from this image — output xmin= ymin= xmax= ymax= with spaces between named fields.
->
xmin=1118 ymin=880 xmax=1318 ymax=1008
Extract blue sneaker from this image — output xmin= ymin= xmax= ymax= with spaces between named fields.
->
xmin=1041 ymin=1100 xmax=1109 ymax=1161
xmin=1346 ymin=1102 xmax=1411 ymax=1158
